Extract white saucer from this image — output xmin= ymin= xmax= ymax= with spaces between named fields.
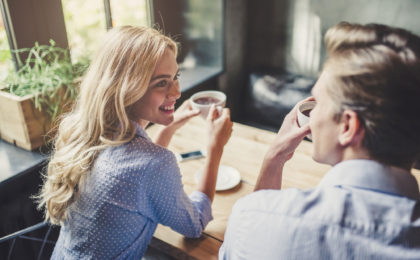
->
xmin=195 ymin=165 xmax=241 ymax=191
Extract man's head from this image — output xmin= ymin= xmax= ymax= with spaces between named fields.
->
xmin=310 ymin=22 xmax=420 ymax=169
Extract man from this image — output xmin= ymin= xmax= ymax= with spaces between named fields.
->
xmin=219 ymin=22 xmax=420 ymax=259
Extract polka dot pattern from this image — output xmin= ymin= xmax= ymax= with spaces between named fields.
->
xmin=51 ymin=123 xmax=213 ymax=259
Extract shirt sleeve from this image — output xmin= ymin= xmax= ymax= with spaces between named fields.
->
xmin=145 ymin=149 xmax=213 ymax=238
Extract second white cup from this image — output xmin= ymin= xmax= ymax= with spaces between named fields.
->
xmin=297 ymin=100 xmax=316 ymax=140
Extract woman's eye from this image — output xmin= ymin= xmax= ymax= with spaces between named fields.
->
xmin=155 ymin=80 xmax=167 ymax=88
xmin=174 ymin=73 xmax=180 ymax=80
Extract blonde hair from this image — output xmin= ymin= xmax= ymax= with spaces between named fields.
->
xmin=322 ymin=22 xmax=420 ymax=168
xmin=37 ymin=26 xmax=177 ymax=224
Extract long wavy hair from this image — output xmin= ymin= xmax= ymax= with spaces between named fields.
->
xmin=37 ymin=26 xmax=177 ymax=225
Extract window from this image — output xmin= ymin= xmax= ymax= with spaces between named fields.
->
xmin=61 ymin=0 xmax=151 ymax=62
xmin=0 ymin=7 xmax=12 ymax=81
xmin=179 ymin=0 xmax=224 ymax=90
xmin=109 ymin=0 xmax=150 ymax=27
xmin=181 ymin=0 xmax=224 ymax=69
xmin=1 ymin=0 xmax=224 ymax=90
xmin=62 ymin=0 xmax=225 ymax=91
xmin=153 ymin=0 xmax=225 ymax=91
xmin=61 ymin=0 xmax=106 ymax=62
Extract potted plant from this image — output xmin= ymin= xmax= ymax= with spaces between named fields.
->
xmin=0 ymin=40 xmax=88 ymax=150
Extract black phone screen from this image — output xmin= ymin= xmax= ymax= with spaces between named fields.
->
xmin=181 ymin=150 xmax=203 ymax=159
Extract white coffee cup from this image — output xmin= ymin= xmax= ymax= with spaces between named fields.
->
xmin=297 ymin=100 xmax=316 ymax=140
xmin=190 ymin=90 xmax=226 ymax=119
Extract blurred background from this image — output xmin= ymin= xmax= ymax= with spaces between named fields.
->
xmin=1 ymin=0 xmax=420 ymax=258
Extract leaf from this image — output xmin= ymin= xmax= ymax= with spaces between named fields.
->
xmin=3 ymin=41 xmax=90 ymax=120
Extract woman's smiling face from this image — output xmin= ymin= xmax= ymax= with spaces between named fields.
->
xmin=131 ymin=48 xmax=181 ymax=127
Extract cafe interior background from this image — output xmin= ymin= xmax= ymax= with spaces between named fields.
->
xmin=1 ymin=0 xmax=420 ymax=258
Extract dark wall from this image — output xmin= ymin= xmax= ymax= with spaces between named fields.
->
xmin=217 ymin=0 xmax=248 ymax=120
xmin=245 ymin=0 xmax=291 ymax=71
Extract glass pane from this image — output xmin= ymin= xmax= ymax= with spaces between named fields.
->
xmin=61 ymin=0 xmax=107 ymax=61
xmin=0 ymin=11 xmax=13 ymax=80
xmin=110 ymin=0 xmax=149 ymax=27
xmin=180 ymin=0 xmax=223 ymax=69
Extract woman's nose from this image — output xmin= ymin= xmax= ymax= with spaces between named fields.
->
xmin=168 ymin=80 xmax=181 ymax=100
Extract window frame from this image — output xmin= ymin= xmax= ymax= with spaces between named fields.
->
xmin=0 ymin=0 xmax=69 ymax=70
xmin=0 ymin=0 xmax=17 ymax=70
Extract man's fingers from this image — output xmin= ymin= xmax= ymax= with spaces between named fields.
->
xmin=296 ymin=123 xmax=311 ymax=139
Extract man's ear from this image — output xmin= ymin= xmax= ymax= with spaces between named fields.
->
xmin=338 ymin=110 xmax=364 ymax=146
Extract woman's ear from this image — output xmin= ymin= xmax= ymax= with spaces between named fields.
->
xmin=338 ymin=110 xmax=364 ymax=146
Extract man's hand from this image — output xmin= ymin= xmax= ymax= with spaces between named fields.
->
xmin=254 ymin=97 xmax=312 ymax=191
xmin=267 ymin=97 xmax=313 ymax=165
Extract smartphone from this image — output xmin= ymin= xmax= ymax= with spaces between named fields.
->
xmin=176 ymin=149 xmax=206 ymax=162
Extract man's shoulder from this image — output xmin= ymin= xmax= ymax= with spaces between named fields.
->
xmin=233 ymin=185 xmax=420 ymax=230
xmin=223 ymin=186 xmax=420 ymax=259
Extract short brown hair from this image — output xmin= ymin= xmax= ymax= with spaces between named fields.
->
xmin=323 ymin=22 xmax=420 ymax=168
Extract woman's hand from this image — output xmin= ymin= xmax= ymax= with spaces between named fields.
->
xmin=197 ymin=104 xmax=233 ymax=202
xmin=154 ymin=100 xmax=200 ymax=147
xmin=255 ymin=97 xmax=312 ymax=191
xmin=206 ymin=104 xmax=233 ymax=153
xmin=170 ymin=100 xmax=201 ymax=131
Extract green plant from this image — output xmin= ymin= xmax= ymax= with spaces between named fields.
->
xmin=2 ymin=40 xmax=89 ymax=120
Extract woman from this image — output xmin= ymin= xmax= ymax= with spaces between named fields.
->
xmin=37 ymin=26 xmax=232 ymax=259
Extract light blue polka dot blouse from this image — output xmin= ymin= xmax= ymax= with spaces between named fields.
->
xmin=51 ymin=122 xmax=213 ymax=259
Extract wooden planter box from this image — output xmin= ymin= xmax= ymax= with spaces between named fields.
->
xmin=0 ymin=90 xmax=52 ymax=151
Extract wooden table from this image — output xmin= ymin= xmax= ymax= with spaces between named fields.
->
xmin=146 ymin=117 xmax=420 ymax=260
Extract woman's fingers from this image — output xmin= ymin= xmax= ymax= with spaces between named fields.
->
xmin=214 ymin=106 xmax=230 ymax=121
xmin=184 ymin=108 xmax=200 ymax=118
xmin=206 ymin=104 xmax=218 ymax=121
